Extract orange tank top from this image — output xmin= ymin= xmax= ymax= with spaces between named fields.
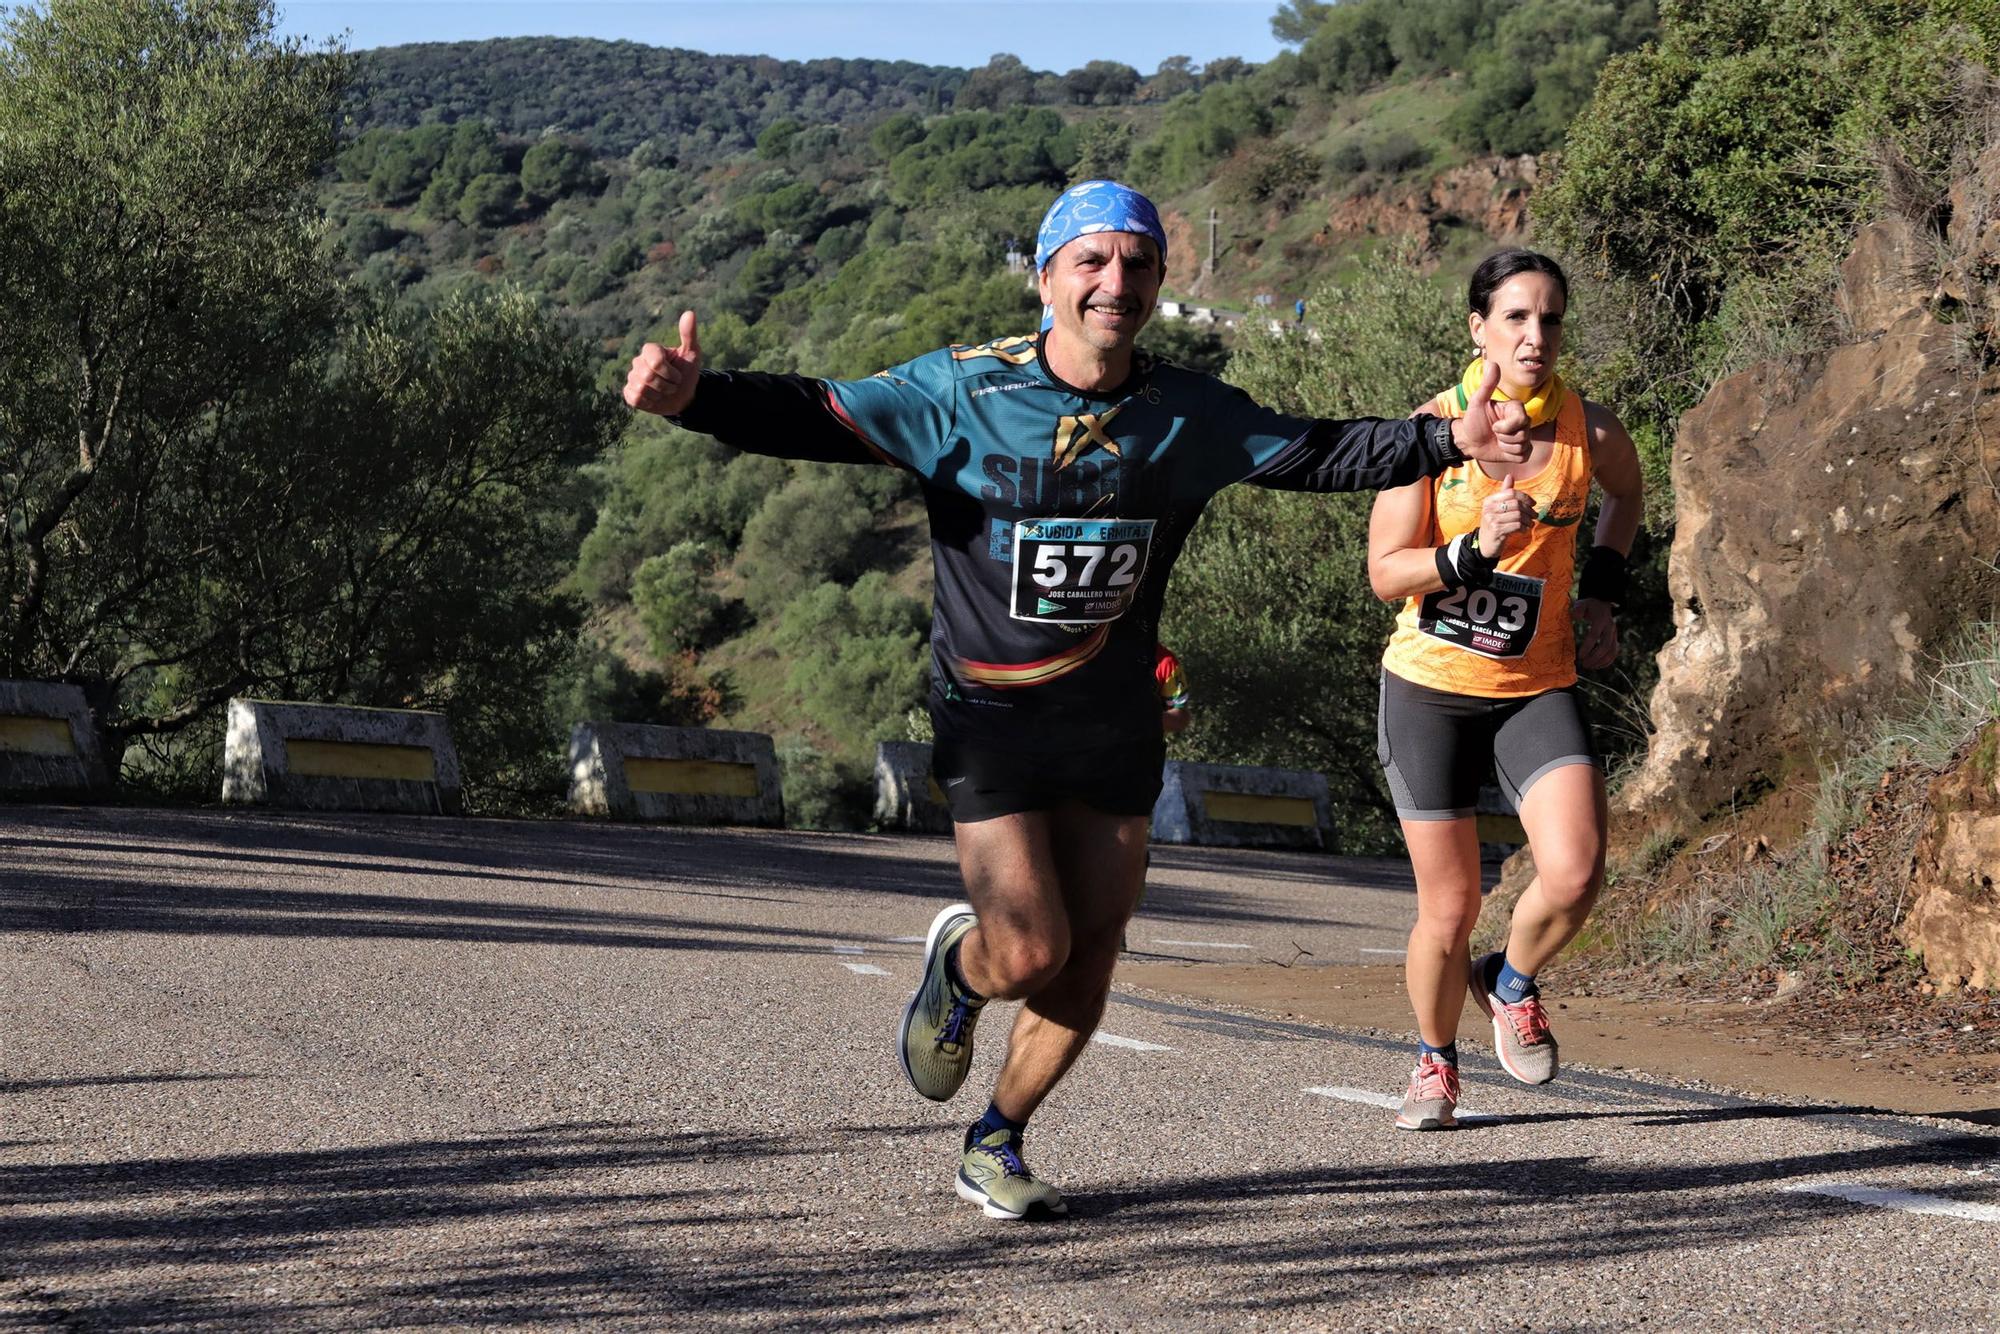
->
xmin=1381 ymin=386 xmax=1593 ymax=698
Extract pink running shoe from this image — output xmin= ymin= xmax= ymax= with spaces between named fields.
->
xmin=1394 ymin=1052 xmax=1461 ymax=1131
xmin=1469 ymin=951 xmax=1559 ymax=1084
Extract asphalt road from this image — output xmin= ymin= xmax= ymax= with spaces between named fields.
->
xmin=3 ymin=805 xmax=1997 ymax=1330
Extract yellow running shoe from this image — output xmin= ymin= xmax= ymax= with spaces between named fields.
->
xmin=955 ymin=1128 xmax=1068 ymax=1220
xmin=897 ymin=903 xmax=984 ymax=1101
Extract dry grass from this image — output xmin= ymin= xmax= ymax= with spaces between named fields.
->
xmin=1597 ymin=621 xmax=2000 ymax=986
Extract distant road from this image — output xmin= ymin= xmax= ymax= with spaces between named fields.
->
xmin=3 ymin=806 xmax=1996 ymax=1328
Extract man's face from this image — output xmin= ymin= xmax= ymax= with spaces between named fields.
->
xmin=1037 ymin=231 xmax=1163 ymax=357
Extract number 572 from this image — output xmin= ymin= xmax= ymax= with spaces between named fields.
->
xmin=1032 ymin=543 xmax=1140 ymax=589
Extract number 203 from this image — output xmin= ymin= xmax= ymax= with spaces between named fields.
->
xmin=1434 ymin=586 xmax=1529 ymax=632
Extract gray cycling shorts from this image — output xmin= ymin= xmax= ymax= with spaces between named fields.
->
xmin=1376 ymin=669 xmax=1599 ymax=821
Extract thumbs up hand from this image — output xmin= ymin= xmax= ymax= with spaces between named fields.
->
xmin=1477 ymin=474 xmax=1535 ymax=559
xmin=623 ymin=309 xmax=703 ymax=417
xmin=1452 ymin=358 xmax=1530 ymax=466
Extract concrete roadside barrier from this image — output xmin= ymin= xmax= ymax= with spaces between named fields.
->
xmin=1151 ymin=760 xmax=1332 ymax=851
xmin=0 ymin=680 xmax=110 ymax=796
xmin=568 ymin=722 xmax=782 ymax=827
xmin=874 ymin=740 xmax=951 ymax=835
xmin=223 ymin=698 xmax=462 ymax=815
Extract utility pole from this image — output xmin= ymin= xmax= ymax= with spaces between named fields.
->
xmin=1204 ymin=207 xmax=1218 ymax=279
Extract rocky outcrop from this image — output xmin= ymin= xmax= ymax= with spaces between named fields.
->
xmin=1429 ymin=154 xmax=1538 ymax=238
xmin=1161 ymin=208 xmax=1201 ymax=279
xmin=1902 ymin=722 xmax=2000 ymax=989
xmin=1621 ymin=204 xmax=2000 ymax=821
xmin=1313 ymin=154 xmax=1538 ymax=249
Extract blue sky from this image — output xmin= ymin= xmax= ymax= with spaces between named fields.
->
xmin=273 ymin=1 xmax=1289 ymax=73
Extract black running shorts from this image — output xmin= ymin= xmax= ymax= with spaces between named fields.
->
xmin=1376 ymin=669 xmax=1599 ymax=821
xmin=931 ymin=735 xmax=1167 ymax=823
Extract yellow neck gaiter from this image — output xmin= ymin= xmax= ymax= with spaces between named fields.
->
xmin=1455 ymin=358 xmax=1565 ymax=427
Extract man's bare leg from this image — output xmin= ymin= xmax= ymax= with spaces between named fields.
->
xmin=951 ymin=812 xmax=1072 ymax=1004
xmin=986 ymin=803 xmax=1149 ymax=1121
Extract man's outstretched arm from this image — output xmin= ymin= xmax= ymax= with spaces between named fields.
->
xmin=1236 ymin=361 xmax=1531 ymax=493
xmin=623 ymin=309 xmax=891 ymax=466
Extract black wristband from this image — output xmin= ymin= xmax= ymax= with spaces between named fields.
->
xmin=1578 ymin=544 xmax=1629 ymax=604
xmin=1435 ymin=532 xmax=1497 ymax=591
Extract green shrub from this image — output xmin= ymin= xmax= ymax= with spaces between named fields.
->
xmin=632 ymin=541 xmax=725 ymax=654
xmin=888 ymin=109 xmax=1078 ymax=204
xmin=1219 ymin=140 xmax=1321 ymax=207
xmin=574 ymin=424 xmax=787 ymax=604
xmin=774 ymin=573 xmax=929 ymax=744
xmin=1129 ymin=82 xmax=1274 ymax=193
xmin=457 ymin=172 xmax=521 ymax=227
xmin=520 ymin=137 xmax=605 ymax=205
xmin=776 ymin=735 xmax=872 ymax=830
xmin=548 ymin=635 xmax=726 ymax=735
xmin=757 ymin=116 xmax=804 ymax=159
xmin=734 ymin=470 xmax=883 ymax=617
xmin=1361 ymin=131 xmax=1425 ymax=174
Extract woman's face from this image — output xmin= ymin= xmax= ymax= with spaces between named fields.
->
xmin=1470 ymin=271 xmax=1565 ymax=396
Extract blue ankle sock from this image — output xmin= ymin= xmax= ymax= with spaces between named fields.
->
xmin=1493 ymin=956 xmax=1538 ymax=1005
xmin=945 ymin=941 xmax=984 ymax=1002
xmin=1418 ymin=1039 xmax=1459 ymax=1065
xmin=967 ymin=1101 xmax=1026 ymax=1147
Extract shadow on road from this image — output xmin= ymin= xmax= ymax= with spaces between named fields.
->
xmin=0 ymin=806 xmax=1391 ymax=946
xmin=0 ymin=1121 xmax=950 ymax=1328
xmin=4 ymin=1118 xmax=1994 ymax=1326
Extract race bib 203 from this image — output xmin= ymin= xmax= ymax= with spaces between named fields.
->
xmin=1415 ymin=570 xmax=1544 ymax=659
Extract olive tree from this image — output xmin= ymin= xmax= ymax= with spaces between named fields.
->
xmin=0 ymin=0 xmax=621 ymax=800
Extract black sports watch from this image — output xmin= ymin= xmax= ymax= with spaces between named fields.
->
xmin=1427 ymin=414 xmax=1462 ymax=467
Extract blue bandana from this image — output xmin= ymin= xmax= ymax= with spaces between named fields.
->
xmin=1034 ymin=180 xmax=1167 ymax=331
xmin=1034 ymin=180 xmax=1167 ymax=273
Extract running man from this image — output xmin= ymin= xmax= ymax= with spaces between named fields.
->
xmin=625 ymin=180 xmax=1529 ymax=1217
xmin=1366 ymin=249 xmax=1643 ymax=1131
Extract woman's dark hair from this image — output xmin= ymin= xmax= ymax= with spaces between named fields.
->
xmin=1469 ymin=249 xmax=1569 ymax=315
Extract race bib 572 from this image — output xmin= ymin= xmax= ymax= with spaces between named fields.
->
xmin=1009 ymin=518 xmax=1156 ymax=624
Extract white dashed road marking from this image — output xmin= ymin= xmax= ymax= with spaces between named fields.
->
xmin=886 ymin=935 xmax=925 ymax=944
xmin=1784 ymin=1183 xmax=2000 ymax=1223
xmin=841 ymin=962 xmax=890 ymax=977
xmin=1305 ymin=1086 xmax=1498 ymax=1122
xmin=1092 ymin=1033 xmax=1172 ymax=1052
xmin=1359 ymin=948 xmax=1407 ymax=957
xmin=1152 ymin=939 xmax=1252 ymax=950
xmin=832 ymin=946 xmax=865 ymax=955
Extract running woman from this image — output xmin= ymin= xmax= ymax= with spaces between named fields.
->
xmin=1365 ymin=249 xmax=1643 ymax=1131
xmin=625 ymin=181 xmax=1529 ymax=1216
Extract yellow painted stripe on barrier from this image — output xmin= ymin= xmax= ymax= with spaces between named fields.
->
xmin=625 ymin=758 xmax=760 ymax=798
xmin=1477 ymin=814 xmax=1527 ymax=845
xmin=0 ymin=715 xmax=77 ymax=758
xmin=286 ymin=739 xmax=437 ymax=783
xmin=926 ymin=777 xmax=947 ymax=805
xmin=1202 ymin=791 xmax=1318 ymax=828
